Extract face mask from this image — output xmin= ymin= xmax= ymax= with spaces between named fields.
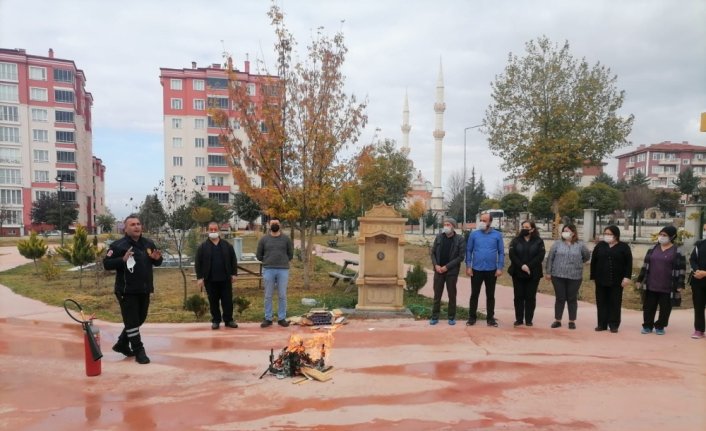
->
xmin=603 ymin=235 xmax=614 ymax=243
xmin=658 ymin=236 xmax=670 ymax=244
xmin=208 ymin=232 xmax=219 ymax=239
xmin=561 ymin=231 xmax=572 ymax=240
xmin=270 ymin=224 xmax=280 ymax=233
xmin=126 ymin=255 xmax=136 ymax=273
xmin=520 ymin=229 xmax=530 ymax=237
xmin=442 ymin=226 xmax=452 ymax=234
xmin=477 ymin=222 xmax=487 ymax=231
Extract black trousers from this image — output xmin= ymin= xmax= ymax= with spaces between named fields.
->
xmin=431 ymin=272 xmax=458 ymax=320
xmin=512 ymin=277 xmax=539 ymax=324
xmin=551 ymin=277 xmax=581 ymax=321
xmin=642 ymin=289 xmax=672 ymax=330
xmin=469 ymin=270 xmax=497 ymax=321
xmin=206 ymin=280 xmax=234 ymax=324
xmin=116 ymin=292 xmax=150 ymax=351
xmin=692 ymin=285 xmax=706 ymax=332
xmin=595 ymin=283 xmax=623 ymax=330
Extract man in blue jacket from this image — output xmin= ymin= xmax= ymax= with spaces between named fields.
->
xmin=465 ymin=212 xmax=504 ymax=327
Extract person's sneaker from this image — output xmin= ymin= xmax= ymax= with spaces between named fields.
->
xmin=260 ymin=319 xmax=273 ymax=328
xmin=513 ymin=320 xmax=523 ymax=327
xmin=465 ymin=319 xmax=476 ymax=326
xmin=568 ymin=322 xmax=576 ymax=330
xmin=429 ymin=319 xmax=439 ymax=326
xmin=448 ymin=319 xmax=456 ymax=326
xmin=134 ymin=349 xmax=150 ymax=364
xmin=551 ymin=321 xmax=562 ymax=329
xmin=225 ymin=321 xmax=238 ymax=329
xmin=211 ymin=322 xmax=220 ymax=330
xmin=277 ymin=319 xmax=290 ymax=327
xmin=112 ymin=342 xmax=134 ymax=357
xmin=641 ymin=327 xmax=652 ymax=334
xmin=525 ymin=322 xmax=533 ymax=327
xmin=655 ymin=328 xmax=665 ymax=335
xmin=487 ymin=319 xmax=499 ymax=327
xmin=691 ymin=331 xmax=705 ymax=339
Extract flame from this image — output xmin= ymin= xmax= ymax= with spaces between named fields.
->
xmin=284 ymin=324 xmax=341 ymax=361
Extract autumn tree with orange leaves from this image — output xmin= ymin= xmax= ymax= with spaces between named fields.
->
xmin=213 ymin=3 xmax=367 ymax=286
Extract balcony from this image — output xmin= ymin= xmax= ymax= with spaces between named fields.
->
xmin=658 ymin=158 xmax=680 ymax=165
xmin=692 ymin=158 xmax=706 ymax=165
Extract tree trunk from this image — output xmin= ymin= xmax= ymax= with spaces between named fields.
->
xmin=551 ymin=199 xmax=561 ymax=239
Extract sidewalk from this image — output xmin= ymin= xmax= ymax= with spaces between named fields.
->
xmin=1 ymin=245 xmax=705 ymax=430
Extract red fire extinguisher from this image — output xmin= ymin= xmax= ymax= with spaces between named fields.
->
xmin=64 ymin=299 xmax=103 ymax=377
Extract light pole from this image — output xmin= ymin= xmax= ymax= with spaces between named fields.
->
xmin=463 ymin=124 xmax=483 ymax=230
xmin=55 ymin=175 xmax=64 ymax=247
xmin=588 ymin=196 xmax=596 ymax=240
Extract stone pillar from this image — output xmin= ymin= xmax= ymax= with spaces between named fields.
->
xmin=684 ymin=204 xmax=705 ymax=250
xmin=583 ymin=208 xmax=598 ymax=242
xmin=356 ymin=204 xmax=407 ymax=311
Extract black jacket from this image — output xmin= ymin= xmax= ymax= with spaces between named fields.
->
xmin=195 ymin=238 xmax=238 ymax=281
xmin=430 ymin=231 xmax=466 ymax=276
xmin=508 ymin=235 xmax=545 ymax=281
xmin=104 ymin=235 xmax=163 ymax=295
xmin=689 ymin=240 xmax=706 ymax=288
xmin=590 ymin=241 xmax=633 ymax=286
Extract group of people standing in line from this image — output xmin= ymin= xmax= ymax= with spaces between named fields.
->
xmin=430 ymin=213 xmax=706 ymax=341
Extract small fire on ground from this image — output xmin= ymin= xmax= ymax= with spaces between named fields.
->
xmin=260 ymin=325 xmax=340 ymax=382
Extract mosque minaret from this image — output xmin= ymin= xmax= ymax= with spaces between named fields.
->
xmin=401 ymin=90 xmax=411 ymax=153
xmin=430 ymin=59 xmax=445 ymax=215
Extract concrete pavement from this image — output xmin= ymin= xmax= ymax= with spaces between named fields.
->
xmin=0 ymin=245 xmax=705 ymax=430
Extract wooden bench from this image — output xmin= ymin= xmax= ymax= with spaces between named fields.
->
xmin=237 ymin=260 xmax=263 ymax=288
xmin=329 ymin=258 xmax=359 ymax=292
xmin=327 ymin=238 xmax=339 ymax=248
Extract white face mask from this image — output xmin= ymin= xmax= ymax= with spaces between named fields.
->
xmin=208 ymin=232 xmax=219 ymax=239
xmin=561 ymin=231 xmax=572 ymax=240
xmin=603 ymin=235 xmax=614 ymax=243
xmin=658 ymin=236 xmax=670 ymax=244
xmin=126 ymin=255 xmax=136 ymax=273
xmin=477 ymin=222 xmax=487 ymax=231
xmin=442 ymin=226 xmax=452 ymax=234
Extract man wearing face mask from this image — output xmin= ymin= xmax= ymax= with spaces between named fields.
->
xmin=256 ymin=218 xmax=294 ymax=328
xmin=104 ymin=214 xmax=163 ymax=364
xmin=430 ymin=218 xmax=465 ymax=325
xmin=195 ymin=222 xmax=238 ymax=330
xmin=465 ymin=212 xmax=505 ymax=327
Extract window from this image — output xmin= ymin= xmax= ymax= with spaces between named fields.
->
xmin=210 ymin=176 xmax=224 ymax=186
xmin=209 ymin=192 xmax=229 ymax=204
xmin=35 ymin=190 xmax=51 ymax=200
xmin=259 ymin=121 xmax=268 ymax=133
xmin=170 ymin=79 xmax=183 ymax=90
xmin=207 ymin=116 xmax=219 ymax=127
xmin=0 ymin=168 xmax=21 ymax=184
xmin=194 ymin=118 xmax=205 ymax=129
xmin=30 ymin=87 xmax=48 ymax=101
xmin=54 ymin=90 xmax=74 ymax=104
xmin=33 ymin=149 xmax=49 ymax=162
xmin=231 ymin=119 xmax=240 ymax=129
xmin=32 ymin=108 xmax=48 ymax=122
xmin=53 ymin=68 xmax=74 ymax=83
xmin=628 ymin=156 xmax=635 ymax=163
xmin=29 ymin=66 xmax=47 ymax=81
xmin=193 ymin=79 xmax=205 ymax=91
xmin=246 ymin=103 xmax=255 ymax=115
xmin=208 ymin=155 xmax=227 ymax=166
xmin=56 ymin=151 xmax=75 ymax=163
xmin=195 ymin=157 xmax=205 ymax=167
xmin=172 ymin=118 xmax=182 ymax=129
xmin=56 ymin=131 xmax=75 ymax=143
xmin=206 ymin=78 xmax=228 ymax=89
xmin=0 ymin=84 xmax=18 ymax=102
xmin=696 ymin=153 xmax=706 ymax=160
xmin=172 ymin=137 xmax=183 ymax=148
xmin=34 ymin=170 xmax=49 ymax=182
xmin=652 ymin=152 xmax=663 ymax=160
xmin=207 ymin=97 xmax=228 ymax=109
xmin=683 ymin=159 xmax=690 ymax=165
xmin=55 ymin=110 xmax=74 ymax=123
xmin=173 ymin=156 xmax=183 ymax=167
xmin=193 ymin=99 xmax=205 ymax=110
xmin=246 ymin=83 xmax=256 ymax=96
xmin=1 ymin=209 xmax=20 ymax=224
xmin=0 ymin=63 xmax=18 ymax=81
xmin=0 ymin=105 xmax=18 ymax=122
xmin=0 ymin=189 xmax=22 ymax=205
xmin=59 ymin=190 xmax=76 ymax=202
xmin=0 ymin=126 xmax=20 ymax=143
xmin=171 ymin=98 xmax=183 ymax=109
xmin=194 ymin=137 xmax=205 ymax=148
xmin=0 ymin=147 xmax=20 ymax=164
xmin=32 ymin=129 xmax=48 ymax=142
xmin=651 ymin=166 xmax=662 ymax=174
xmin=194 ymin=176 xmax=205 ymax=186
xmin=207 ymin=136 xmax=222 ymax=147
xmin=57 ymin=170 xmax=76 ymax=182
xmin=637 ymin=153 xmax=646 ymax=162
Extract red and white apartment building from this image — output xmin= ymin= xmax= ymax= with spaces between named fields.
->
xmin=616 ymin=141 xmax=706 ymax=189
xmin=0 ymin=48 xmax=106 ymax=236
xmin=159 ymin=60 xmax=273 ymax=219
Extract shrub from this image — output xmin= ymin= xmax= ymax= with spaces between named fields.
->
xmin=17 ymin=232 xmax=48 ymax=273
xmin=404 ymin=262 xmax=428 ymax=294
xmin=320 ymin=224 xmax=329 ymax=235
xmin=233 ymin=296 xmax=251 ymax=315
xmin=41 ymin=254 xmax=61 ymax=281
xmin=185 ymin=294 xmax=208 ymax=318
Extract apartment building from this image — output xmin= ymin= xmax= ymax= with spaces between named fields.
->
xmin=0 ymin=48 xmax=106 ymax=236
xmin=616 ymin=141 xmax=706 ymax=189
xmin=502 ymin=162 xmax=605 ymax=198
xmin=159 ymin=60 xmax=271 ymax=218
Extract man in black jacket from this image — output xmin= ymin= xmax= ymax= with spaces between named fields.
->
xmin=195 ymin=222 xmax=238 ymax=330
xmin=430 ymin=218 xmax=465 ymax=325
xmin=104 ymin=214 xmax=163 ymax=364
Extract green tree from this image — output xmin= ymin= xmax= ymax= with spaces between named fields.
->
xmin=96 ymin=212 xmax=116 ymax=233
xmin=558 ymin=190 xmax=581 ymax=222
xmin=30 ymin=193 xmax=78 ymax=232
xmin=580 ymin=183 xmax=621 ymax=219
xmin=654 ymin=189 xmax=681 ymax=216
xmin=484 ymin=36 xmax=633 ymax=238
xmin=529 ymin=191 xmax=553 ymax=221
xmin=56 ymin=225 xmax=96 ymax=288
xmin=479 ymin=198 xmax=500 ymax=213
xmin=357 ymin=139 xmax=414 ymax=211
xmin=404 ymin=262 xmax=428 ymax=294
xmin=190 ymin=207 xmax=213 ymax=228
xmin=629 ymin=171 xmax=651 ymax=187
xmin=188 ymin=193 xmax=232 ymax=224
xmin=623 ymin=185 xmax=654 ymax=239
xmin=138 ymin=194 xmax=166 ymax=234
xmin=446 ymin=167 xmax=487 ymax=226
xmin=232 ymin=192 xmax=261 ymax=229
xmin=17 ymin=232 xmax=48 ymax=273
xmin=673 ymin=167 xmax=700 ymax=203
xmin=499 ymin=192 xmax=529 ymax=222
xmin=591 ymin=172 xmax=617 ymax=188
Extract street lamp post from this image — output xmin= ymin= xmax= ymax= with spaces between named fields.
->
xmin=588 ymin=196 xmax=596 ymax=241
xmin=463 ymin=124 xmax=483 ymax=231
xmin=56 ymin=175 xmax=64 ymax=247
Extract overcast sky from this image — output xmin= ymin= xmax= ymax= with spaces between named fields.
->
xmin=1 ymin=0 xmax=705 ymax=219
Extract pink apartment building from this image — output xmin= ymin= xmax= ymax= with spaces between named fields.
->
xmin=616 ymin=140 xmax=706 ymax=189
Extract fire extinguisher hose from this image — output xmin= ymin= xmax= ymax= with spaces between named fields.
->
xmin=63 ymin=298 xmax=103 ymax=361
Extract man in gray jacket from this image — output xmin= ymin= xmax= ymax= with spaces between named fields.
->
xmin=256 ymin=218 xmax=294 ymax=327
xmin=430 ymin=218 xmax=465 ymax=325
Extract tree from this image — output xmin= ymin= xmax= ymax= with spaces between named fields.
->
xmin=591 ymin=172 xmax=617 ymax=188
xmin=408 ymin=200 xmax=426 ymax=233
xmin=96 ymin=212 xmax=116 ymax=233
xmin=654 ymin=189 xmax=681 ymax=216
xmin=623 ymin=185 xmax=654 ymax=239
xmin=232 ymin=192 xmax=261 ymax=229
xmin=216 ymin=3 xmax=367 ymax=287
xmin=499 ymin=192 xmax=529 ymax=222
xmin=580 ymin=183 xmax=621 ymax=221
xmin=446 ymin=167 xmax=487 ymax=225
xmin=188 ymin=193 xmax=232 ymax=224
xmin=357 ymin=139 xmax=414 ymax=211
xmin=673 ymin=167 xmax=699 ymax=203
xmin=629 ymin=171 xmax=651 ymax=187
xmin=529 ymin=191 xmax=553 ymax=221
xmin=17 ymin=232 xmax=48 ymax=273
xmin=558 ymin=190 xmax=581 ymax=222
xmin=190 ymin=207 xmax=213 ymax=228
xmin=479 ymin=198 xmax=500 ymax=212
xmin=138 ymin=194 xmax=166 ymax=234
xmin=30 ymin=193 xmax=78 ymax=231
xmin=485 ymin=36 xmax=633 ymax=238
xmin=56 ymin=225 xmax=97 ymax=288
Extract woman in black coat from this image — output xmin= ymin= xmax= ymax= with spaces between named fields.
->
xmin=589 ymin=225 xmax=632 ymax=333
xmin=508 ymin=220 xmax=545 ymax=327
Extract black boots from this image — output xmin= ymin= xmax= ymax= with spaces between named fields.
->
xmin=134 ymin=348 xmax=150 ymax=364
xmin=112 ymin=331 xmax=134 ymax=357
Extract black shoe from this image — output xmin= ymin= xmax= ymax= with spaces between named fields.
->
xmin=112 ymin=342 xmax=134 ymax=357
xmin=525 ymin=322 xmax=533 ymax=327
xmin=465 ymin=319 xmax=477 ymax=326
xmin=211 ymin=322 xmax=220 ymax=330
xmin=134 ymin=349 xmax=150 ymax=364
xmin=551 ymin=321 xmax=562 ymax=328
xmin=595 ymin=326 xmax=607 ymax=332
xmin=568 ymin=322 xmax=576 ymax=330
xmin=225 ymin=321 xmax=238 ymax=328
xmin=260 ymin=319 xmax=273 ymax=328
xmin=487 ymin=319 xmax=499 ymax=327
xmin=513 ymin=320 xmax=523 ymax=327
xmin=609 ymin=327 xmax=619 ymax=333
xmin=277 ymin=319 xmax=290 ymax=327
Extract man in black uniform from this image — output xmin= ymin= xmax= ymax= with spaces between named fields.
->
xmin=430 ymin=217 xmax=465 ymax=326
xmin=104 ymin=214 xmax=162 ymax=364
xmin=195 ymin=221 xmax=238 ymax=329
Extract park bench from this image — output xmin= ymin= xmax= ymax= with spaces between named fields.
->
xmin=327 ymin=238 xmax=338 ymax=248
xmin=328 ymin=258 xmax=359 ymax=292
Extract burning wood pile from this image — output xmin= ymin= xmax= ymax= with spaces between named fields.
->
xmin=260 ymin=328 xmax=338 ymax=382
